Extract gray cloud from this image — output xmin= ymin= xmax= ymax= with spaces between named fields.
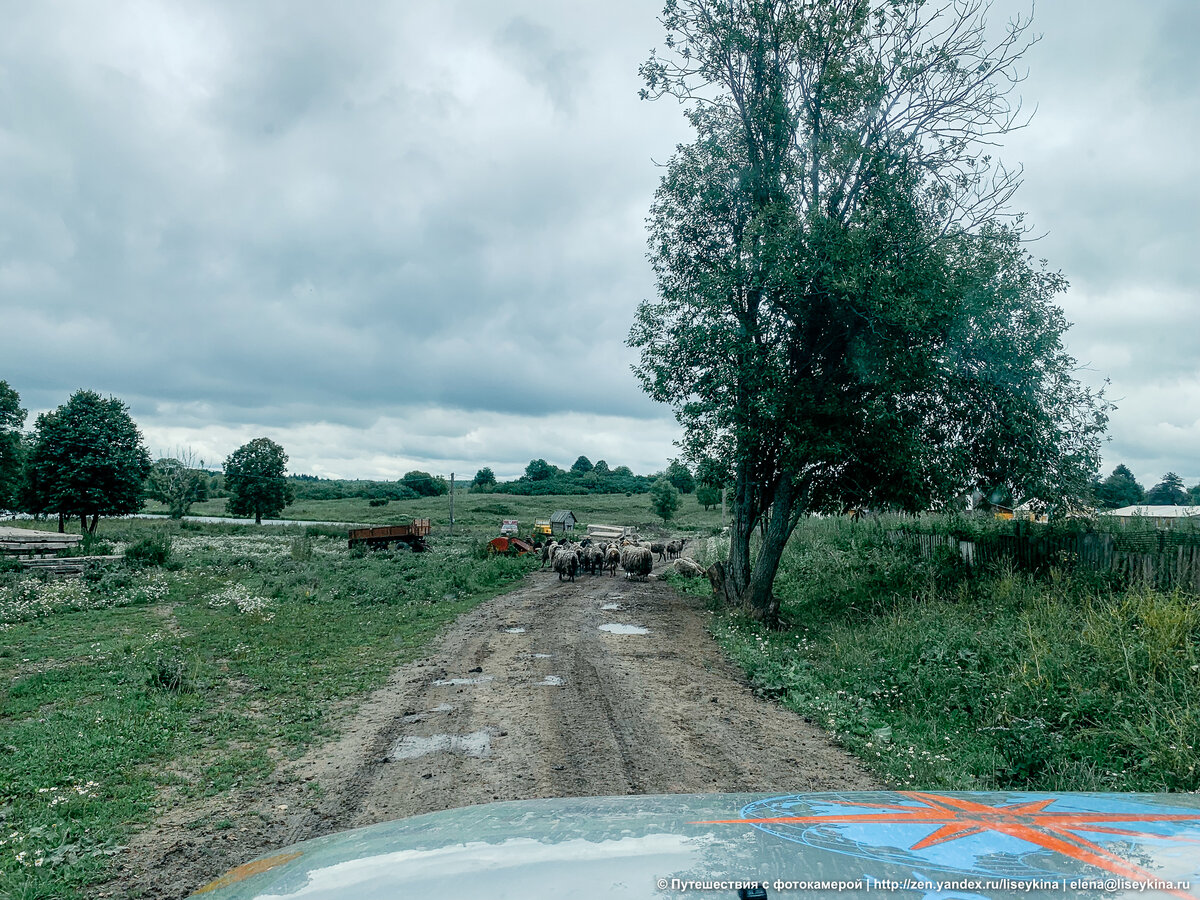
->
xmin=1 ymin=1 xmax=1197 ymax=487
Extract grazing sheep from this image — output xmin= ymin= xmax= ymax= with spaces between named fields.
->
xmin=540 ymin=540 xmax=558 ymax=570
xmin=553 ymin=547 xmax=578 ymax=582
xmin=670 ymin=557 xmax=705 ymax=578
xmin=666 ymin=538 xmax=688 ymax=560
xmin=620 ymin=545 xmax=653 ymax=581
xmin=651 ymin=541 xmax=666 ymax=561
xmin=605 ymin=545 xmax=620 ymax=576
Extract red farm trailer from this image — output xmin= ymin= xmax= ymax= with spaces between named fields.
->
xmin=348 ymin=519 xmax=432 ymax=552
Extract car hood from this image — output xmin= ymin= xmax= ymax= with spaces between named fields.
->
xmin=192 ymin=791 xmax=1200 ymax=899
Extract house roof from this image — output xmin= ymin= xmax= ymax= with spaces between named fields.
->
xmin=1101 ymin=505 xmax=1200 ymax=518
xmin=550 ymin=510 xmax=576 ymax=523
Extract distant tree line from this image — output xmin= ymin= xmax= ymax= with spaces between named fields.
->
xmin=0 ymin=382 xmax=727 ymax=526
xmin=1092 ymin=465 xmax=1200 ymax=509
xmin=470 ymin=456 xmax=702 ymax=498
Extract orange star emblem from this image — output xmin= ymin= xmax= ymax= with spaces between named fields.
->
xmin=700 ymin=792 xmax=1200 ymax=898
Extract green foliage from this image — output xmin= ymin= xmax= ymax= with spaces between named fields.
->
xmin=21 ymin=390 xmax=151 ymax=532
xmin=592 ymin=459 xmax=610 ymax=477
xmin=570 ymin=456 xmax=593 ymax=474
xmin=223 ymin=438 xmax=294 ymax=524
xmin=400 ymin=470 xmax=448 ymax=497
xmin=471 ymin=467 xmax=496 ymax=490
xmin=144 ymin=645 xmax=194 ymax=693
xmin=664 ymin=459 xmax=695 ymax=494
xmin=649 ymin=476 xmax=681 ymax=524
xmin=1146 ymin=472 xmax=1187 ymax=506
xmin=1094 ymin=464 xmax=1144 ymax=509
xmin=694 ymin=456 xmax=727 ymax=488
xmin=703 ymin=517 xmax=1200 ymax=792
xmin=124 ymin=532 xmax=172 ymax=568
xmin=147 ymin=456 xmax=207 ymax=518
xmin=631 ymin=0 xmax=1109 ymax=618
xmin=287 ymin=476 xmax=417 ymax=502
xmin=0 ymin=380 xmax=26 ymax=512
xmin=524 ymin=458 xmax=555 ymax=481
xmin=367 ymin=497 xmax=389 ymax=507
xmin=696 ymin=483 xmax=721 ymax=510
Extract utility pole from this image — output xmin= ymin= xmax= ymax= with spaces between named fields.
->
xmin=449 ymin=473 xmax=455 ymax=534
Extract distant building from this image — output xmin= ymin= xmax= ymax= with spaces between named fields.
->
xmin=1100 ymin=505 xmax=1200 ymax=528
xmin=549 ymin=510 xmax=577 ymax=534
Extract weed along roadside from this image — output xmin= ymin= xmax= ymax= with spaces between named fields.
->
xmin=0 ymin=517 xmax=535 ymax=900
xmin=674 ymin=515 xmax=1200 ymax=794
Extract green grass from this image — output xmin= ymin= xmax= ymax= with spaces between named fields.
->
xmin=675 ymin=517 xmax=1200 ymax=793
xmin=0 ymin=517 xmax=536 ymax=898
xmin=141 ymin=489 xmax=727 ymax=536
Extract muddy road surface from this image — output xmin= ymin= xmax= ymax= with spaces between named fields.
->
xmin=112 ymin=558 xmax=877 ymax=898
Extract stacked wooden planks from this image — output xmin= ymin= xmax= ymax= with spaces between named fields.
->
xmin=0 ymin=526 xmax=84 ymax=558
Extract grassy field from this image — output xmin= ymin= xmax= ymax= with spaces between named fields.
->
xmin=0 ymin=517 xmax=535 ymax=899
xmin=672 ymin=516 xmax=1200 ymax=793
xmin=142 ymin=489 xmax=727 ymax=536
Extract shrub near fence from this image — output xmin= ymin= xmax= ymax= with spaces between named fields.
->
xmin=887 ymin=518 xmax=1200 ymax=594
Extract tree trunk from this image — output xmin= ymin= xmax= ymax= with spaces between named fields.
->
xmin=79 ymin=513 xmax=87 ymax=532
xmin=742 ymin=474 xmax=801 ymax=624
xmin=709 ymin=459 xmax=757 ymax=606
xmin=708 ymin=471 xmax=802 ymax=627
xmin=88 ymin=514 xmax=99 ymax=534
xmin=58 ymin=512 xmax=65 ymax=533
xmin=255 ymin=509 xmax=262 ymax=525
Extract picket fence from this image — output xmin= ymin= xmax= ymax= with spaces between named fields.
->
xmin=886 ymin=524 xmax=1200 ymax=594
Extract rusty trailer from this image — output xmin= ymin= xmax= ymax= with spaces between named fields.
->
xmin=348 ymin=519 xmax=432 ymax=552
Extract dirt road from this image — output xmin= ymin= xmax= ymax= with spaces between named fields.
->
xmin=112 ymin=557 xmax=877 ymax=898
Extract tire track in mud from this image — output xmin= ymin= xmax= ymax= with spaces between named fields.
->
xmin=110 ymin=557 xmax=879 ymax=899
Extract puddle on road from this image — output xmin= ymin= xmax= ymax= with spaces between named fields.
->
xmin=433 ymin=675 xmax=495 ymax=686
xmin=536 ymin=675 xmax=565 ymax=686
xmin=388 ymin=730 xmax=495 ymax=761
xmin=504 ymin=627 xmax=526 ymax=634
xmin=599 ymin=623 xmax=650 ymax=635
xmin=601 ymin=603 xmax=623 ymax=611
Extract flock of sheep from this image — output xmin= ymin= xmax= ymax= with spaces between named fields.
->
xmin=540 ymin=536 xmax=690 ymax=583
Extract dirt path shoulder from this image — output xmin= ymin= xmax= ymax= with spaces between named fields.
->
xmin=112 ymin=555 xmax=878 ymax=898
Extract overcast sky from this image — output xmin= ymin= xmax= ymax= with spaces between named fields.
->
xmin=1 ymin=1 xmax=1197 ymax=487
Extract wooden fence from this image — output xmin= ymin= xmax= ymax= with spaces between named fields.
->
xmin=886 ymin=524 xmax=1200 ymax=594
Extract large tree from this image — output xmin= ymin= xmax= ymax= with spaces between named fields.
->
xmin=148 ymin=449 xmax=207 ymax=519
xmin=22 ymin=390 xmax=151 ymax=533
xmin=630 ymin=0 xmax=1108 ymax=622
xmin=224 ymin=438 xmax=294 ymax=525
xmin=1095 ymin=464 xmax=1144 ymax=509
xmin=1145 ymin=472 xmax=1187 ymax=506
xmin=0 ymin=381 xmax=25 ymax=512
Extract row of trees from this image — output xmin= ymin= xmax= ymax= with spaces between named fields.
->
xmin=0 ymin=383 xmax=294 ymax=529
xmin=1092 ymin=465 xmax=1200 ymax=509
xmin=471 ymin=457 xmax=702 ymax=497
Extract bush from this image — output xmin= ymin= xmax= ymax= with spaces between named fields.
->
xmin=144 ymin=646 xmax=194 ymax=693
xmin=125 ymin=532 xmax=172 ymax=567
xmin=368 ymin=498 xmax=389 ymax=507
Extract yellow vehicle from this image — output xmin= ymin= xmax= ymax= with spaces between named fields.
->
xmin=531 ymin=519 xmax=552 ymax=539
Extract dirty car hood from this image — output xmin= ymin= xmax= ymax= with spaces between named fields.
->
xmin=192 ymin=791 xmax=1200 ymax=899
